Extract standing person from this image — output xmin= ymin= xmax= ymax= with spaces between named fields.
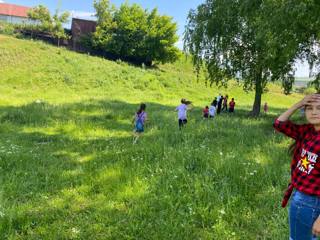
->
xmin=203 ymin=106 xmax=209 ymax=119
xmin=209 ymin=101 xmax=216 ymax=119
xmin=212 ymin=97 xmax=218 ymax=107
xmin=222 ymin=95 xmax=229 ymax=112
xmin=132 ymin=103 xmax=147 ymax=144
xmin=217 ymin=94 xmax=223 ymax=114
xmin=229 ymin=98 xmax=236 ymax=113
xmin=216 ymin=93 xmax=222 ymax=104
xmin=263 ymin=102 xmax=269 ymax=114
xmin=176 ymin=99 xmax=192 ymax=130
xmin=273 ymin=94 xmax=320 ymax=240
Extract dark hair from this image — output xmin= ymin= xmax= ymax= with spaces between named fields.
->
xmin=137 ymin=103 xmax=146 ymax=114
xmin=205 ymin=106 xmax=209 ymax=108
xmin=182 ymin=99 xmax=192 ymax=105
xmin=212 ymin=99 xmax=217 ymax=106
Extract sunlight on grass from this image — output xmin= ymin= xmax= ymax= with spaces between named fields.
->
xmin=0 ymin=34 xmax=307 ymax=239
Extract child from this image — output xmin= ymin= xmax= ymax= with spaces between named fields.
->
xmin=273 ymin=94 xmax=320 ymax=240
xmin=229 ymin=98 xmax=235 ymax=113
xmin=217 ymin=94 xmax=223 ymax=114
xmin=263 ymin=102 xmax=269 ymax=114
xmin=221 ymin=94 xmax=228 ymax=112
xmin=132 ymin=103 xmax=147 ymax=144
xmin=203 ymin=106 xmax=209 ymax=119
xmin=176 ymin=98 xmax=192 ymax=129
xmin=209 ymin=102 xmax=216 ymax=118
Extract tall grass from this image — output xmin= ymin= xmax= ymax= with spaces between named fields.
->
xmin=0 ymin=34 xmax=306 ymax=239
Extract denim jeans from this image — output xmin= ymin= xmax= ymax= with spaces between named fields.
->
xmin=289 ymin=190 xmax=320 ymax=240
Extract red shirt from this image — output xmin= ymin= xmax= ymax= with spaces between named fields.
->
xmin=273 ymin=119 xmax=320 ymax=207
xmin=229 ymin=101 xmax=235 ymax=109
xmin=203 ymin=108 xmax=209 ymax=114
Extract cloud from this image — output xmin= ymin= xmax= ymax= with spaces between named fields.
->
xmin=70 ymin=10 xmax=96 ymax=20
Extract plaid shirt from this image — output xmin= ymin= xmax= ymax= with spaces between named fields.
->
xmin=273 ymin=119 xmax=320 ymax=207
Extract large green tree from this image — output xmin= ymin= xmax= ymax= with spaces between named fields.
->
xmin=93 ymin=0 xmax=180 ymax=65
xmin=184 ymin=0 xmax=320 ymax=116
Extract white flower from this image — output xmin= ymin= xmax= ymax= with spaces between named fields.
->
xmin=0 ymin=211 xmax=5 ymax=217
xmin=219 ymin=152 xmax=223 ymax=156
xmin=71 ymin=227 xmax=80 ymax=234
xmin=35 ymin=99 xmax=42 ymax=104
xmin=219 ymin=209 xmax=226 ymax=215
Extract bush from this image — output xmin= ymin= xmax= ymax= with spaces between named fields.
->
xmin=0 ymin=21 xmax=15 ymax=35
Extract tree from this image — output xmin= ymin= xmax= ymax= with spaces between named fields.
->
xmin=93 ymin=0 xmax=180 ymax=65
xmin=27 ymin=5 xmax=69 ymax=46
xmin=184 ymin=0 xmax=311 ymax=116
xmin=52 ymin=10 xmax=70 ymax=47
xmin=27 ymin=5 xmax=52 ymax=37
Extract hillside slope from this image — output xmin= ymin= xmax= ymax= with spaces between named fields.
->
xmin=0 ymin=34 xmax=304 ymax=239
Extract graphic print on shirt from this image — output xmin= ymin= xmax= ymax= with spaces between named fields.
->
xmin=297 ymin=148 xmax=318 ymax=174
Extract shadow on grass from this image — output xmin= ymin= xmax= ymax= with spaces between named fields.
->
xmin=0 ymin=99 xmax=294 ymax=239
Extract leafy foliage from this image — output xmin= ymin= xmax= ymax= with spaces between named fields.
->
xmin=93 ymin=0 xmax=180 ymax=65
xmin=184 ymin=0 xmax=320 ymax=115
xmin=26 ymin=5 xmax=70 ymax=46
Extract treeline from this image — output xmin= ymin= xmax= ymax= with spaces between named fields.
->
xmin=0 ymin=0 xmax=180 ymax=66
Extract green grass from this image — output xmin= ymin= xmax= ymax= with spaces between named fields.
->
xmin=0 ymin=34 xmax=306 ymax=239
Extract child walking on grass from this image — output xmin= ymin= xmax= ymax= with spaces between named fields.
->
xmin=209 ymin=101 xmax=216 ymax=118
xmin=229 ymin=98 xmax=236 ymax=113
xmin=176 ymin=98 xmax=192 ymax=130
xmin=273 ymin=94 xmax=320 ymax=240
xmin=203 ymin=106 xmax=209 ymax=119
xmin=132 ymin=103 xmax=147 ymax=144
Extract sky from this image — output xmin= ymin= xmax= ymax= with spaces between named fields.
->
xmin=1 ymin=0 xmax=310 ymax=77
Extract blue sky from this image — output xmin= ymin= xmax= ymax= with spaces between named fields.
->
xmin=2 ymin=0 xmax=310 ymax=77
xmin=3 ymin=0 xmax=201 ymax=37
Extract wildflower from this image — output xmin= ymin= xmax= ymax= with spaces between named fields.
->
xmin=71 ymin=227 xmax=80 ymax=234
xmin=219 ymin=209 xmax=226 ymax=215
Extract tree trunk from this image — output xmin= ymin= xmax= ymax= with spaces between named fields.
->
xmin=251 ymin=69 xmax=263 ymax=117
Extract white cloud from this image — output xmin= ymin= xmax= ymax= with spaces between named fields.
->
xmin=70 ymin=10 xmax=96 ymax=20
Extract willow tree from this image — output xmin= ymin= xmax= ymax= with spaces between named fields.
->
xmin=184 ymin=0 xmax=309 ymax=116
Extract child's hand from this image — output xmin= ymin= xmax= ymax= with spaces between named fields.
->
xmin=298 ymin=94 xmax=320 ymax=108
xmin=312 ymin=216 xmax=320 ymax=237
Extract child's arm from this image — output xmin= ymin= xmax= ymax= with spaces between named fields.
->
xmin=277 ymin=94 xmax=320 ymax=122
xmin=274 ymin=94 xmax=320 ymax=139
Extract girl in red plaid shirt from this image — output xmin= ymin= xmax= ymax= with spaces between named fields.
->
xmin=274 ymin=94 xmax=320 ymax=240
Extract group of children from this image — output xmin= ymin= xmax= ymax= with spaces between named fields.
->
xmin=132 ymin=94 xmax=237 ymax=142
xmin=132 ymin=92 xmax=320 ymax=239
xmin=202 ymin=94 xmax=236 ymax=119
xmin=132 ymin=95 xmax=270 ymax=141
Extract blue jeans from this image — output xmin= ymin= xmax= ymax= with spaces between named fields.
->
xmin=289 ymin=190 xmax=320 ymax=240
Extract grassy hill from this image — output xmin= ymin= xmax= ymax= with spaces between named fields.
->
xmin=0 ymin=34 xmax=305 ymax=239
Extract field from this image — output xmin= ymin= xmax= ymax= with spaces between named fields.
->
xmin=0 ymin=34 xmax=308 ymax=239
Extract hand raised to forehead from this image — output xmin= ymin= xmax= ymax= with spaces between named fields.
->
xmin=299 ymin=94 xmax=320 ymax=107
